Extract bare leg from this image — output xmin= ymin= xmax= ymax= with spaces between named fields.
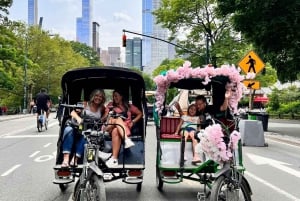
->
xmin=191 ymin=134 xmax=201 ymax=162
xmin=111 ymin=128 xmax=121 ymax=159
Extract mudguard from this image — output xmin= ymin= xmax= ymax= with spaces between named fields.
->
xmin=88 ymin=162 xmax=103 ymax=176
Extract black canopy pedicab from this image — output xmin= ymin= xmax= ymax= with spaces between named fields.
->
xmin=52 ymin=67 xmax=147 ymax=200
xmin=153 ymin=61 xmax=252 ymax=201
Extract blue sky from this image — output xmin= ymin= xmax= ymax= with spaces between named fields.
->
xmin=7 ymin=0 xmax=142 ymax=50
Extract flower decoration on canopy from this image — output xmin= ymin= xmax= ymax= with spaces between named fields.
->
xmin=197 ymin=124 xmax=241 ymax=165
xmin=153 ymin=61 xmax=245 ymax=114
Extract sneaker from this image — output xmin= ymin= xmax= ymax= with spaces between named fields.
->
xmin=106 ymin=157 xmax=118 ymax=168
xmin=98 ymin=151 xmax=112 ymax=161
xmin=124 ymin=138 xmax=135 ymax=149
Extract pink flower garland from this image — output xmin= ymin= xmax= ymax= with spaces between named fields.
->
xmin=198 ymin=124 xmax=241 ymax=165
xmin=153 ymin=61 xmax=245 ymax=114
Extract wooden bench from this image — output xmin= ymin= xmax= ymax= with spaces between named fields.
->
xmin=160 ymin=116 xmax=181 ymax=139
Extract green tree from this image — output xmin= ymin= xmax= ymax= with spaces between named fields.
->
xmin=152 ymin=58 xmax=184 ymax=77
xmin=70 ymin=41 xmax=102 ymax=66
xmin=153 ymin=0 xmax=248 ymax=67
xmin=129 ymin=67 xmax=156 ymax=91
xmin=0 ymin=0 xmax=12 ymax=20
xmin=217 ymin=0 xmax=300 ymax=82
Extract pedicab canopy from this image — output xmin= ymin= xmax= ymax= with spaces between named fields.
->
xmin=61 ymin=66 xmax=146 ymax=107
xmin=153 ymin=61 xmax=246 ymax=115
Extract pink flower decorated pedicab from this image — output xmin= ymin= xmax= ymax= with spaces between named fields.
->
xmin=153 ymin=61 xmax=253 ymax=201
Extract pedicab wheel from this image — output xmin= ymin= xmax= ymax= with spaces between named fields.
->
xmin=210 ymin=175 xmax=252 ymax=201
xmin=59 ymin=183 xmax=68 ymax=192
xmin=136 ymin=182 xmax=142 ymax=192
xmin=156 ymin=167 xmax=163 ymax=191
xmin=74 ymin=174 xmax=106 ymax=201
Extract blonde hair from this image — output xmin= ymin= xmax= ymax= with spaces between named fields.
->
xmin=89 ymin=89 xmax=106 ymax=106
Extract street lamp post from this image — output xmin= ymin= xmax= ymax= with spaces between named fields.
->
xmin=23 ymin=37 xmax=28 ymax=113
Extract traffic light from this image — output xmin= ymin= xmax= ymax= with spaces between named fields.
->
xmin=122 ymin=34 xmax=126 ymax=47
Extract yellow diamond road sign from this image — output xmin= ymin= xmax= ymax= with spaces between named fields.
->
xmin=243 ymin=80 xmax=260 ymax=90
xmin=238 ymin=50 xmax=265 ymax=74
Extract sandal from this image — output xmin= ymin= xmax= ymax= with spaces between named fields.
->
xmin=70 ymin=157 xmax=78 ymax=167
xmin=61 ymin=161 xmax=69 ymax=168
xmin=192 ymin=157 xmax=202 ymax=164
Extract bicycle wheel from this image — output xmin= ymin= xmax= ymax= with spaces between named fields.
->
xmin=210 ymin=175 xmax=252 ymax=201
xmin=37 ymin=119 xmax=42 ymax=132
xmin=44 ymin=116 xmax=48 ymax=130
xmin=74 ymin=174 xmax=106 ymax=201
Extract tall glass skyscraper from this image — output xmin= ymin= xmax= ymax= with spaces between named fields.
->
xmin=125 ymin=37 xmax=142 ymax=70
xmin=28 ymin=0 xmax=38 ymax=26
xmin=142 ymin=0 xmax=175 ymax=74
xmin=76 ymin=0 xmax=93 ymax=46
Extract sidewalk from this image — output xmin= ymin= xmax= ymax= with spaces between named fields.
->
xmin=0 ymin=113 xmax=33 ymax=122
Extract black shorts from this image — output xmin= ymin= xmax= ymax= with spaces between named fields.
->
xmin=36 ymin=105 xmax=49 ymax=115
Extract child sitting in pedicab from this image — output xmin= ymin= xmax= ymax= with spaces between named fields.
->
xmin=173 ymin=104 xmax=202 ymax=164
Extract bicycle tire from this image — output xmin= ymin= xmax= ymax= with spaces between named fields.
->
xmin=210 ymin=175 xmax=252 ymax=201
xmin=37 ymin=120 xmax=42 ymax=132
xmin=44 ymin=117 xmax=48 ymax=130
xmin=74 ymin=174 xmax=106 ymax=201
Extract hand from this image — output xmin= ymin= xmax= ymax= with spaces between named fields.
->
xmin=225 ymin=90 xmax=231 ymax=99
xmin=76 ymin=117 xmax=83 ymax=124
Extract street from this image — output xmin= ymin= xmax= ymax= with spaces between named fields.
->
xmin=0 ymin=115 xmax=300 ymax=201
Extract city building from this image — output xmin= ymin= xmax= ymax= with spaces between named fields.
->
xmin=142 ymin=0 xmax=175 ymax=74
xmin=28 ymin=0 xmax=38 ymax=26
xmin=92 ymin=22 xmax=100 ymax=56
xmin=100 ymin=50 xmax=110 ymax=66
xmin=76 ymin=0 xmax=93 ymax=46
xmin=108 ymin=47 xmax=121 ymax=66
xmin=125 ymin=37 xmax=142 ymax=70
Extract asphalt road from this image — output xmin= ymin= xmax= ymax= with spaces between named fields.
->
xmin=0 ymin=115 xmax=300 ymax=201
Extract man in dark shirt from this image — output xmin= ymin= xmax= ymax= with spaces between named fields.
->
xmin=35 ymin=88 xmax=51 ymax=120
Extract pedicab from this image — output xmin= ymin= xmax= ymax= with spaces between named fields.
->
xmin=52 ymin=66 xmax=148 ymax=199
xmin=153 ymin=61 xmax=252 ymax=201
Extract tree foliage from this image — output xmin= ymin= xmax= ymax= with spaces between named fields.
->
xmin=70 ymin=41 xmax=103 ymax=66
xmin=217 ymin=0 xmax=300 ymax=82
xmin=153 ymin=0 xmax=248 ymax=67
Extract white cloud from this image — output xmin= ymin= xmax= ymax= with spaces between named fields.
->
xmin=113 ymin=12 xmax=132 ymax=22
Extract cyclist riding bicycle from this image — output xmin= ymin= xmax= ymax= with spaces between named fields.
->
xmin=35 ymin=88 xmax=51 ymax=123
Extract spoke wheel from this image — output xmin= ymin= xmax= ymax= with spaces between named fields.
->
xmin=74 ymin=174 xmax=106 ymax=201
xmin=210 ymin=175 xmax=252 ymax=201
xmin=44 ymin=118 xmax=48 ymax=130
xmin=37 ymin=120 xmax=42 ymax=132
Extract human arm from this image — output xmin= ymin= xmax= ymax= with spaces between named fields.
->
xmin=100 ymin=105 xmax=108 ymax=122
xmin=130 ymin=104 xmax=143 ymax=125
xmin=219 ymin=90 xmax=231 ymax=112
xmin=174 ymin=118 xmax=184 ymax=135
xmin=70 ymin=109 xmax=82 ymax=124
xmin=174 ymin=102 xmax=184 ymax=116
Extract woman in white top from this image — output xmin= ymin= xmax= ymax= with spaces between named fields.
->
xmin=61 ymin=89 xmax=106 ymax=168
xmin=174 ymin=104 xmax=202 ymax=164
